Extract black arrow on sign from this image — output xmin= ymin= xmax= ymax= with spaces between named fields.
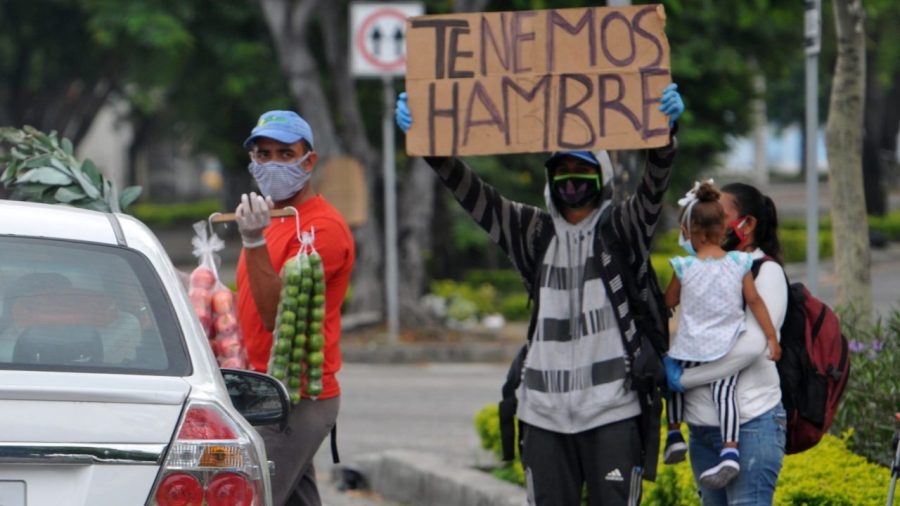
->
xmin=371 ymin=26 xmax=382 ymax=56
xmin=393 ymin=27 xmax=404 ymax=56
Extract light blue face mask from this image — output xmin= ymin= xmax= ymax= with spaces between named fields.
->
xmin=248 ymin=152 xmax=311 ymax=202
xmin=678 ymin=200 xmax=697 ymax=256
xmin=678 ymin=229 xmax=696 ymax=256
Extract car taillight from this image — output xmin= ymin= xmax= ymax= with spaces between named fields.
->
xmin=155 ymin=473 xmax=203 ymax=506
xmin=207 ymin=472 xmax=254 ymax=506
xmin=150 ymin=401 xmax=265 ymax=506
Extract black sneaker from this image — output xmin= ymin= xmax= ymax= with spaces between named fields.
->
xmin=698 ymin=452 xmax=740 ymax=489
xmin=663 ymin=431 xmax=688 ymax=464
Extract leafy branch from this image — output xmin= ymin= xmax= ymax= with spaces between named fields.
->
xmin=0 ymin=126 xmax=141 ymax=213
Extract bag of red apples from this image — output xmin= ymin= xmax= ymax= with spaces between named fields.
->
xmin=187 ymin=221 xmax=248 ymax=369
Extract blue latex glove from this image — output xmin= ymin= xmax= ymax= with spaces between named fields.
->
xmin=659 ymin=83 xmax=684 ymax=127
xmin=395 ymin=91 xmax=412 ymax=133
xmin=663 ymin=355 xmax=685 ymax=393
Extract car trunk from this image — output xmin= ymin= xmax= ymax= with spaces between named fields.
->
xmin=0 ymin=371 xmax=190 ymax=505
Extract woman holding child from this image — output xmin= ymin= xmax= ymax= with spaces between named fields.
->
xmin=664 ymin=182 xmax=789 ymax=505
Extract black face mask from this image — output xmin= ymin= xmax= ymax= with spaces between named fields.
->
xmin=551 ymin=174 xmax=601 ymax=209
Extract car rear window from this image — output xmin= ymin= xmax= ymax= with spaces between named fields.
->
xmin=0 ymin=236 xmax=190 ymax=376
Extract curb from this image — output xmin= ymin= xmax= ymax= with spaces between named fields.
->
xmin=340 ymin=450 xmax=526 ymax=506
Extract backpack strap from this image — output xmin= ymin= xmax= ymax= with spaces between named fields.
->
xmin=330 ymin=423 xmax=340 ymax=463
xmin=498 ymin=226 xmax=554 ymax=461
xmin=751 ymin=255 xmax=776 ymax=279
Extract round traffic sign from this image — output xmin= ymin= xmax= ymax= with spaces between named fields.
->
xmin=355 ymin=7 xmax=410 ymax=72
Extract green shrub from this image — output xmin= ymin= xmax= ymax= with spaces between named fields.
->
xmin=869 ymin=211 xmax=900 ymax=241
xmin=779 ymin=228 xmax=833 ymax=263
xmin=831 ymin=310 xmax=900 ymax=466
xmin=783 ymin=209 xmax=900 ymax=242
xmin=131 ymin=198 xmax=222 ymax=226
xmin=430 ymin=279 xmax=497 ymax=316
xmin=651 ymin=254 xmax=675 ymax=290
xmin=498 ymin=292 xmax=531 ymax=321
xmin=465 ymin=269 xmax=524 ymax=295
xmin=475 ymin=404 xmax=893 ymax=505
xmin=430 ymin=274 xmax=533 ymax=322
xmin=474 ymin=403 xmax=524 ymax=484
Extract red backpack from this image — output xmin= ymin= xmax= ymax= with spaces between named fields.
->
xmin=753 ymin=258 xmax=851 ymax=454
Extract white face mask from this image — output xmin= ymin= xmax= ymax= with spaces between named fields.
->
xmin=248 ymin=152 xmax=311 ymax=202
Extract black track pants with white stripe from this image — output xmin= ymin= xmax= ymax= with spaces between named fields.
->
xmin=667 ymin=363 xmax=740 ymax=443
xmin=521 ymin=417 xmax=642 ymax=506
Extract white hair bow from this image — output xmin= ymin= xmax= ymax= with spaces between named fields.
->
xmin=677 ymin=179 xmax=714 ymax=209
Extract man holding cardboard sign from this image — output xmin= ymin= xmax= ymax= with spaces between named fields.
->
xmin=397 ymin=5 xmax=683 ymax=505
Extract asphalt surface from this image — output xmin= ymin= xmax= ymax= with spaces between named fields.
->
xmin=313 ymin=363 xmax=506 ymax=506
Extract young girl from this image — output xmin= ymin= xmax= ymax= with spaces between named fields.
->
xmin=662 ymin=180 xmax=781 ymax=490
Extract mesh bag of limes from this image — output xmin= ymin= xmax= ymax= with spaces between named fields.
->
xmin=267 ymin=231 xmax=326 ymax=404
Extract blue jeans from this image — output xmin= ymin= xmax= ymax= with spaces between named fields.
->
xmin=688 ymin=404 xmax=786 ymax=505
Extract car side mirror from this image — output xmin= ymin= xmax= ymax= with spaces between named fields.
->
xmin=221 ymin=368 xmax=291 ymax=427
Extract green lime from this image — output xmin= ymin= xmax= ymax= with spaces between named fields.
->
xmin=307 ymin=367 xmax=323 ymax=379
xmin=280 ymin=310 xmax=296 ymax=324
xmin=313 ymin=294 xmax=325 ymax=307
xmin=275 ymin=339 xmax=291 ymax=355
xmin=285 ymin=285 xmax=300 ymax=297
xmin=307 ymin=351 xmax=324 ymax=367
xmin=288 ymin=376 xmax=301 ymax=389
xmin=312 ymin=268 xmax=324 ymax=281
xmin=278 ymin=323 xmax=295 ymax=338
xmin=298 ymin=293 xmax=310 ymax=306
xmin=301 ymin=278 xmax=313 ymax=291
xmin=281 ymin=296 xmax=298 ymax=310
xmin=292 ymin=347 xmax=306 ymax=361
xmin=311 ymin=308 xmax=325 ymax=322
xmin=308 ymin=333 xmax=324 ymax=351
xmin=309 ymin=322 xmax=322 ymax=334
xmin=314 ymin=283 xmax=325 ymax=296
xmin=289 ymin=362 xmax=302 ymax=375
xmin=293 ymin=334 xmax=308 ymax=348
xmin=274 ymin=355 xmax=288 ymax=367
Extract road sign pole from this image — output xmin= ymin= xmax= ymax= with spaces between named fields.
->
xmin=805 ymin=0 xmax=820 ymax=294
xmin=382 ymin=75 xmax=400 ymax=342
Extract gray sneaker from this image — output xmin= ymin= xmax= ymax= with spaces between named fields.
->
xmin=698 ymin=454 xmax=740 ymax=489
xmin=663 ymin=432 xmax=688 ymax=464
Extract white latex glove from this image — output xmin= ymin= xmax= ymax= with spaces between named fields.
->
xmin=235 ymin=192 xmax=274 ymax=248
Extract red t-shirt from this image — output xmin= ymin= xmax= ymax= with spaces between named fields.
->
xmin=237 ymin=195 xmax=355 ymax=399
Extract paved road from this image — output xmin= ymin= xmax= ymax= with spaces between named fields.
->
xmin=312 ymin=363 xmax=508 ymax=506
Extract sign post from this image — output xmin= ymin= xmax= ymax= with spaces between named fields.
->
xmin=351 ymin=2 xmax=424 ymax=343
xmin=805 ymin=0 xmax=820 ymax=294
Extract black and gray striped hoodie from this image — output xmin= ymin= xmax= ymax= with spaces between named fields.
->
xmin=424 ymin=137 xmax=674 ymax=434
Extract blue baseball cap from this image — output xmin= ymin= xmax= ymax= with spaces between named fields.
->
xmin=243 ymin=110 xmax=315 ymax=149
xmin=544 ymin=151 xmax=600 ymax=170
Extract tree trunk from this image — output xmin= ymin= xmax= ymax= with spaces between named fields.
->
xmin=862 ymin=50 xmax=887 ymax=215
xmin=825 ymin=0 xmax=871 ymax=324
xmin=397 ymin=158 xmax=439 ymax=325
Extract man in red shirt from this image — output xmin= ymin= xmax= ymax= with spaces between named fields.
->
xmin=234 ymin=110 xmax=355 ymax=506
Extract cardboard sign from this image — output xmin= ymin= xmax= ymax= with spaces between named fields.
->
xmin=316 ymin=156 xmax=369 ymax=227
xmin=405 ymin=5 xmax=671 ymax=157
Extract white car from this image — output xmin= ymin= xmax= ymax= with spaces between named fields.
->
xmin=0 ymin=200 xmax=289 ymax=506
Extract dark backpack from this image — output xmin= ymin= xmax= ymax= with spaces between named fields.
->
xmin=752 ymin=258 xmax=851 ymax=454
xmin=498 ymin=207 xmax=669 ymax=479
